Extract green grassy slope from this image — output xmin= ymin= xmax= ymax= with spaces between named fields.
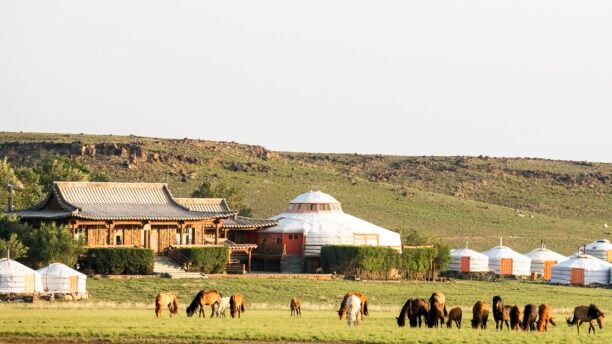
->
xmin=0 ymin=132 xmax=610 ymax=254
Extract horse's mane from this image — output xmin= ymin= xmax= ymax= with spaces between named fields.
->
xmin=186 ymin=290 xmax=205 ymax=317
xmin=588 ymin=304 xmax=603 ymax=318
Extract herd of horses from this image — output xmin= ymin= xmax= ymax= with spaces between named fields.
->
xmin=395 ymin=292 xmax=606 ymax=334
xmin=155 ymin=290 xmax=605 ymax=334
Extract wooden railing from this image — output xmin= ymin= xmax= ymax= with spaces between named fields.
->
xmin=252 ymin=243 xmax=286 ymax=257
xmin=167 ymin=247 xmax=191 ymax=271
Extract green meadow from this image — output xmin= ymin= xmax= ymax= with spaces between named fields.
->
xmin=0 ymin=278 xmax=610 ymax=343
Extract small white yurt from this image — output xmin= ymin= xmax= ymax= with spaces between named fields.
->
xmin=0 ymin=258 xmax=44 ymax=294
xmin=525 ymin=244 xmax=568 ymax=280
xmin=584 ymin=239 xmax=612 ymax=262
xmin=448 ymin=244 xmax=490 ymax=273
xmin=550 ymin=254 xmax=611 ymax=286
xmin=38 ymin=263 xmax=87 ymax=294
xmin=482 ymin=240 xmax=531 ymax=276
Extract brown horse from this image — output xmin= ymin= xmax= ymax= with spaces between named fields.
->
xmin=522 ymin=304 xmax=538 ymax=331
xmin=396 ymin=299 xmax=429 ymax=328
xmin=338 ymin=292 xmax=369 ymax=321
xmin=446 ymin=307 xmax=462 ymax=329
xmin=229 ymin=293 xmax=245 ymax=318
xmin=566 ymin=304 xmax=605 ymax=334
xmin=471 ymin=300 xmax=490 ymax=329
xmin=290 ymin=297 xmax=301 ymax=319
xmin=492 ymin=296 xmax=509 ymax=330
xmin=509 ymin=305 xmax=523 ymax=331
xmin=537 ymin=304 xmax=556 ymax=332
xmin=186 ymin=290 xmax=222 ymax=318
xmin=427 ymin=292 xmax=448 ymax=328
xmin=155 ymin=292 xmax=178 ymax=318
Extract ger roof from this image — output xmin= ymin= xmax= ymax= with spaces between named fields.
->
xmin=15 ymin=182 xmax=233 ymax=221
xmin=290 ymin=191 xmax=339 ymax=204
xmin=38 ymin=263 xmax=86 ymax=278
xmin=482 ymin=245 xmax=530 ymax=261
xmin=450 ymin=248 xmax=489 ymax=260
xmin=176 ymin=198 xmax=278 ymax=229
xmin=525 ymin=247 xmax=568 ymax=262
xmin=552 ymin=254 xmax=611 ymax=270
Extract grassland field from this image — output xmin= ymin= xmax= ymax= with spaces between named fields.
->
xmin=1 ymin=277 xmax=611 ymax=343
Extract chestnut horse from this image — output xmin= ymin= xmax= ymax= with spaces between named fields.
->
xmin=537 ymin=304 xmax=556 ymax=332
xmin=509 ymin=305 xmax=523 ymax=331
xmin=186 ymin=290 xmax=222 ymax=318
xmin=290 ymin=297 xmax=302 ymax=319
xmin=446 ymin=307 xmax=462 ymax=329
xmin=522 ymin=304 xmax=538 ymax=331
xmin=427 ymin=292 xmax=448 ymax=328
xmin=566 ymin=304 xmax=605 ymax=334
xmin=155 ymin=292 xmax=178 ymax=318
xmin=396 ymin=299 xmax=429 ymax=328
xmin=471 ymin=300 xmax=490 ymax=329
xmin=230 ymin=293 xmax=245 ymax=318
xmin=338 ymin=292 xmax=369 ymax=321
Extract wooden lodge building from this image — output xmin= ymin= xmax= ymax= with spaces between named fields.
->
xmin=13 ymin=182 xmax=277 ymax=272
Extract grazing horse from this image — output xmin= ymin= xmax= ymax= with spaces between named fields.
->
xmin=566 ymin=304 xmax=605 ymax=334
xmin=537 ymin=304 xmax=556 ymax=332
xmin=510 ymin=305 xmax=523 ymax=331
xmin=522 ymin=304 xmax=538 ymax=331
xmin=428 ymin=292 xmax=448 ymax=328
xmin=229 ymin=293 xmax=245 ymax=318
xmin=446 ymin=307 xmax=463 ymax=329
xmin=396 ymin=299 xmax=429 ymax=328
xmin=492 ymin=296 xmax=509 ymax=330
xmin=346 ymin=295 xmax=361 ymax=327
xmin=214 ymin=296 xmax=230 ymax=318
xmin=471 ymin=300 xmax=490 ymax=329
xmin=338 ymin=292 xmax=369 ymax=321
xmin=290 ymin=297 xmax=302 ymax=319
xmin=186 ymin=290 xmax=222 ymax=318
xmin=155 ymin=292 xmax=178 ymax=318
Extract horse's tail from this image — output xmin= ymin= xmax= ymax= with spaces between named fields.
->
xmin=363 ymin=299 xmax=369 ymax=316
xmin=241 ymin=302 xmax=245 ymax=313
xmin=443 ymin=304 xmax=448 ymax=317
xmin=186 ymin=291 xmax=203 ymax=317
xmin=171 ymin=295 xmax=179 ymax=315
xmin=549 ymin=318 xmax=556 ymax=327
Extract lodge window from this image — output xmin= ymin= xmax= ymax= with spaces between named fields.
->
xmin=288 ymin=234 xmax=299 ymax=240
xmin=353 ymin=234 xmax=378 ymax=246
xmin=310 ymin=204 xmax=317 ymax=211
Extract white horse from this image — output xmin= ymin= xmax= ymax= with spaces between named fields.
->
xmin=214 ymin=297 xmax=230 ymax=318
xmin=346 ymin=295 xmax=361 ymax=327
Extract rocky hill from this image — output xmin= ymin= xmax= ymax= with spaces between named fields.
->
xmin=1 ymin=132 xmax=610 ymax=254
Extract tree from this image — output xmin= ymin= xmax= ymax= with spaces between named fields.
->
xmin=38 ymin=156 xmax=90 ymax=192
xmin=14 ymin=167 xmax=44 ymax=210
xmin=0 ymin=158 xmax=21 ymax=212
xmin=21 ymin=222 xmax=82 ymax=268
xmin=0 ymin=233 xmax=28 ymax=259
xmin=191 ymin=179 xmax=253 ymax=216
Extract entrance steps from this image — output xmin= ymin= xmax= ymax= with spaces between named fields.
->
xmin=153 ymin=256 xmax=205 ymax=279
xmin=282 ymin=255 xmax=304 ymax=273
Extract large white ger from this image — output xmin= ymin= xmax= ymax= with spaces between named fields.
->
xmin=524 ymin=246 xmax=568 ymax=280
xmin=38 ymin=263 xmax=87 ymax=294
xmin=584 ymin=239 xmax=612 ymax=262
xmin=550 ymin=254 xmax=611 ymax=286
xmin=265 ymin=191 xmax=402 ymax=256
xmin=0 ymin=258 xmax=44 ymax=294
xmin=482 ymin=245 xmax=531 ymax=276
xmin=448 ymin=247 xmax=490 ymax=273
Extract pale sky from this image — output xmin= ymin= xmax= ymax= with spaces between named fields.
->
xmin=1 ymin=1 xmax=611 ymax=162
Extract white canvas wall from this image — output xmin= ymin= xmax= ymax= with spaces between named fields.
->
xmin=0 ymin=258 xmax=44 ymax=294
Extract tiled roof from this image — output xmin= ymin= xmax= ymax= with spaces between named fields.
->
xmin=15 ymin=182 xmax=232 ymax=221
xmin=177 ymin=198 xmax=277 ymax=230
xmin=174 ymin=198 xmax=231 ymax=212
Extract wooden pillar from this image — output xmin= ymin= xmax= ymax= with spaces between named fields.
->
xmin=248 ymin=250 xmax=252 ymax=273
xmin=214 ymin=221 xmax=221 ymax=245
xmin=179 ymin=224 xmax=184 ymax=245
xmin=107 ymin=222 xmax=115 ymax=246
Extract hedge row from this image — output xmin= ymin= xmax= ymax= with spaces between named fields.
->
xmin=320 ymin=245 xmax=450 ymax=279
xmin=81 ymin=248 xmax=154 ymax=275
xmin=178 ymin=246 xmax=229 ymax=274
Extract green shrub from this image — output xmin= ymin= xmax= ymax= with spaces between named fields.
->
xmin=178 ymin=247 xmax=229 ymax=274
xmin=320 ymin=245 xmax=400 ymax=278
xmin=82 ymin=248 xmax=154 ymax=275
